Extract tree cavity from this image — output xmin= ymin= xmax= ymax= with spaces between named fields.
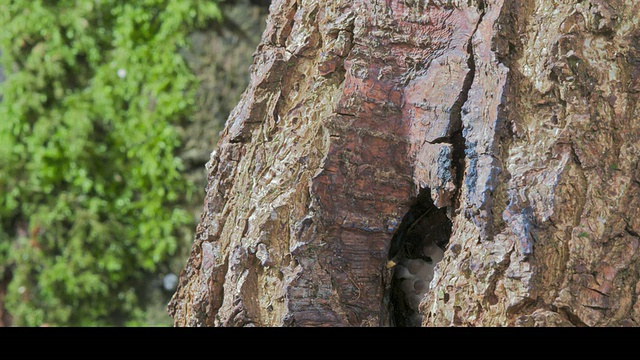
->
xmin=386 ymin=187 xmax=452 ymax=327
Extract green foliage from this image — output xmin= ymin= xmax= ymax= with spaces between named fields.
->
xmin=0 ymin=0 xmax=222 ymax=326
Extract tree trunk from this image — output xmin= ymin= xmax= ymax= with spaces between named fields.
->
xmin=168 ymin=0 xmax=640 ymax=327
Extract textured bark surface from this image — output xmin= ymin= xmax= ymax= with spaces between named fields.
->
xmin=169 ymin=0 xmax=640 ymax=326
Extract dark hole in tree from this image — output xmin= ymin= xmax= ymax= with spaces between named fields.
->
xmin=386 ymin=187 xmax=452 ymax=327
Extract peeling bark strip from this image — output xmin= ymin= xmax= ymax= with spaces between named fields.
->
xmin=170 ymin=0 xmax=640 ymax=327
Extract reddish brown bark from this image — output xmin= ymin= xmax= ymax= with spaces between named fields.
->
xmin=169 ymin=0 xmax=640 ymax=327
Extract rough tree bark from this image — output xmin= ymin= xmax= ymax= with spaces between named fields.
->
xmin=168 ymin=0 xmax=640 ymax=326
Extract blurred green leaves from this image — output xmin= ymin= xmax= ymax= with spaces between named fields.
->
xmin=0 ymin=0 xmax=222 ymax=326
